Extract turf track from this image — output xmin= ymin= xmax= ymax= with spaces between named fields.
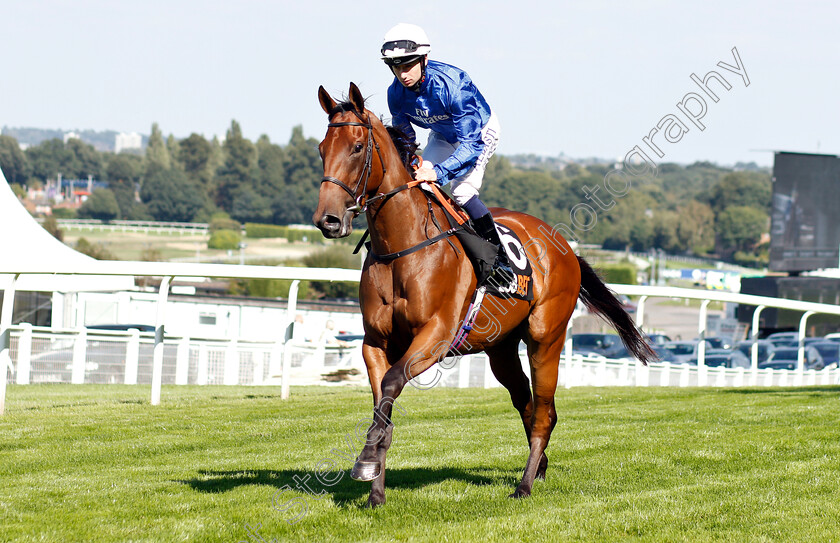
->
xmin=2 ymin=384 xmax=839 ymax=542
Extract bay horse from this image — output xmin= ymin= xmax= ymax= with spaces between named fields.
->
xmin=313 ymin=83 xmax=655 ymax=507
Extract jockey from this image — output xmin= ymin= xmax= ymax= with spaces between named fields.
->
xmin=381 ymin=23 xmax=515 ymax=287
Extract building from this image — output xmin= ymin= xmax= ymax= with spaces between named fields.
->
xmin=115 ymin=132 xmax=142 ymax=153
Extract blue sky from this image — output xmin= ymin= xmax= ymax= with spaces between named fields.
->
xmin=3 ymin=0 xmax=838 ymax=166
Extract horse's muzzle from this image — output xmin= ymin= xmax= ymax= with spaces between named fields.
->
xmin=315 ymin=211 xmax=355 ymax=239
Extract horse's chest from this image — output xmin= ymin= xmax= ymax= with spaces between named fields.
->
xmin=361 ymin=279 xmax=445 ymax=335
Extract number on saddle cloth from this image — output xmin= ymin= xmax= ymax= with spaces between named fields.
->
xmin=487 ymin=224 xmax=534 ymax=301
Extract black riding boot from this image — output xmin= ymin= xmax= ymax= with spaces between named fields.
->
xmin=472 ymin=213 xmax=516 ymax=286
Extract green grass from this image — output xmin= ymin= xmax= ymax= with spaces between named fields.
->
xmin=2 ymin=385 xmax=840 ymax=542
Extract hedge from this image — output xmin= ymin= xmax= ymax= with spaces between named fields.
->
xmin=245 ymin=223 xmax=286 ymax=238
xmin=598 ymin=263 xmax=637 ymax=285
xmin=208 ymin=229 xmax=241 ymax=250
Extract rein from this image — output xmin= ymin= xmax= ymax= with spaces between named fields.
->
xmin=322 ymin=111 xmax=467 ymax=262
xmin=354 ymin=180 xmax=470 ymax=261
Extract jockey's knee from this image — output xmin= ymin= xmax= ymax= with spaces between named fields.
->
xmin=452 ymin=182 xmax=479 ymax=206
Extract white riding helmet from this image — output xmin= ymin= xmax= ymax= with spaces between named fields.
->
xmin=381 ymin=23 xmax=431 ymax=66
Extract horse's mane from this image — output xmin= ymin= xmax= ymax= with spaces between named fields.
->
xmin=329 ymin=100 xmax=417 ymax=173
xmin=385 ymin=125 xmax=418 ymax=173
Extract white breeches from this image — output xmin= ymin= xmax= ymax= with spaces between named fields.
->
xmin=422 ymin=112 xmax=500 ymax=206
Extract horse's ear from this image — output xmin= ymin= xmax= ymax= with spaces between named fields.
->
xmin=348 ymin=82 xmax=365 ymax=115
xmin=318 ymin=85 xmax=336 ymax=115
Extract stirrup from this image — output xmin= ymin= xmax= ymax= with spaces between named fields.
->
xmin=487 ymin=259 xmax=516 ymax=286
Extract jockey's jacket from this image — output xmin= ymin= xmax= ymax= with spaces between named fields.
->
xmin=387 ymin=60 xmax=492 ymax=184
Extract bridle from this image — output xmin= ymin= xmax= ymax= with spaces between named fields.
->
xmin=320 ymin=112 xmax=387 ymax=214
xmin=320 ymin=108 xmax=468 ymax=263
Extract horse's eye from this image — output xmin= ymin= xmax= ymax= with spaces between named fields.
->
xmin=353 ymin=143 xmax=364 ymax=154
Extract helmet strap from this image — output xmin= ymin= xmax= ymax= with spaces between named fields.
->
xmin=408 ymin=56 xmax=427 ymax=93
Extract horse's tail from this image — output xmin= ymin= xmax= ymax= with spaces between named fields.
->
xmin=576 ymin=255 xmax=657 ymax=365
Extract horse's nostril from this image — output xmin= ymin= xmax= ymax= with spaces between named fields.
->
xmin=319 ymin=214 xmax=341 ymax=231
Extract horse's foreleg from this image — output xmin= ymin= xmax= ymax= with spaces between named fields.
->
xmin=362 ymin=343 xmax=389 ymax=407
xmin=352 ymin=323 xmax=452 ymax=507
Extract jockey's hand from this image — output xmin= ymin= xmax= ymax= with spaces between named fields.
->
xmin=414 ymin=161 xmax=438 ymax=183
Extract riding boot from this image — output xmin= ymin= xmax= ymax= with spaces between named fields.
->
xmin=472 ymin=213 xmax=516 ymax=286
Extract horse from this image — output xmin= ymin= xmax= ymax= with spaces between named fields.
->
xmin=313 ymin=83 xmax=655 ymax=507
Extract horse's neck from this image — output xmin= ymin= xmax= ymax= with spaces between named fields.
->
xmin=366 ymin=173 xmax=436 ymax=257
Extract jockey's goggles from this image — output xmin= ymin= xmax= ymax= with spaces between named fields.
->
xmin=382 ymin=40 xmax=428 ymax=59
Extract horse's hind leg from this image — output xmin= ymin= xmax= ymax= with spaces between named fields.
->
xmin=511 ymin=331 xmax=564 ymax=498
xmin=485 ymin=336 xmax=548 ymax=480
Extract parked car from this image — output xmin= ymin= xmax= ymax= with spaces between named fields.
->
xmin=701 ymin=336 xmax=733 ymax=350
xmin=86 ymin=324 xmax=156 ymax=332
xmin=687 ymin=348 xmax=750 ymax=368
xmin=335 ymin=334 xmax=364 ymax=343
xmin=807 ymin=341 xmax=840 ymax=368
xmin=732 ymin=340 xmax=776 ymax=365
xmin=661 ymin=340 xmax=714 ymax=364
xmin=759 ymin=346 xmax=825 ymax=371
xmin=571 ymin=333 xmax=622 ymax=355
xmin=766 ymin=332 xmax=800 ymax=346
xmin=646 ymin=333 xmax=672 ymax=346
xmin=603 ymin=342 xmax=678 ymax=363
xmin=823 ymin=333 xmax=840 ymax=343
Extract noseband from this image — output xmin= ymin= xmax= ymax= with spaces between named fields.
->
xmin=321 ymin=113 xmax=387 ymax=214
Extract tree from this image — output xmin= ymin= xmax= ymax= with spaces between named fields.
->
xmin=215 ymin=120 xmax=256 ymax=210
xmin=677 ymin=200 xmax=715 ymax=254
xmin=231 ymin=186 xmax=271 ymax=224
xmin=78 ymin=188 xmax=120 ymax=221
xmin=280 ymin=125 xmax=321 ymax=222
xmin=106 ymin=154 xmax=143 ymax=219
xmin=42 ymin=215 xmax=64 ymax=241
xmin=25 ymin=139 xmax=78 ymax=182
xmin=709 ymin=171 xmax=772 ymax=215
xmin=595 ymin=192 xmax=655 ymax=251
xmin=716 ymin=205 xmax=768 ymax=254
xmin=651 ymin=209 xmax=681 ymax=252
xmin=166 ymin=134 xmax=180 ymax=167
xmin=66 ymin=138 xmax=103 ymax=179
xmin=145 ymin=122 xmax=171 ymax=173
xmin=255 ymin=135 xmax=285 ymax=198
xmin=0 ymin=135 xmax=28 ymax=185
xmin=271 ymin=188 xmax=306 ymax=224
xmin=178 ymin=133 xmax=213 ymax=187
xmin=140 ymin=168 xmax=206 ymax=222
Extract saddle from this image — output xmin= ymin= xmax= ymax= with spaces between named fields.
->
xmin=355 ymin=180 xmax=533 ymax=302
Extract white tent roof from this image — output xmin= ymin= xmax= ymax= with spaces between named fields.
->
xmin=1 ymin=170 xmax=134 ymax=293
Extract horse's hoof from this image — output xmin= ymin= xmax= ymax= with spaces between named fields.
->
xmin=351 ymin=461 xmax=381 ymax=482
xmin=509 ymin=488 xmax=531 ymax=499
xmin=366 ymin=495 xmax=385 ymax=508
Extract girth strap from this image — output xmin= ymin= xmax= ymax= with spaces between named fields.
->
xmin=367 ymin=226 xmax=465 ymax=263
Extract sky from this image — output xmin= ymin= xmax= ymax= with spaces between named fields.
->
xmin=3 ymin=0 xmax=839 ymax=167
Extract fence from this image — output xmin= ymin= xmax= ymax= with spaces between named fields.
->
xmin=4 ymin=260 xmax=840 ymax=415
xmin=3 ymin=324 xmax=359 ymax=388
xmin=5 ymin=325 xmax=838 ymax=392
xmin=49 ymin=219 xmax=210 ymax=235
